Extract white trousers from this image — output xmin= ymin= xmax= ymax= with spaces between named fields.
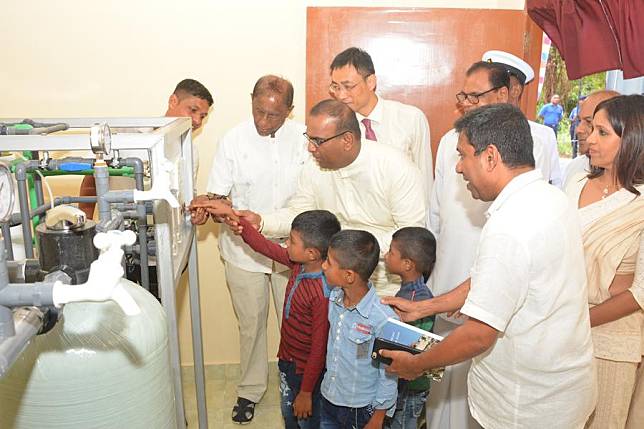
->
xmin=426 ymin=317 xmax=482 ymax=429
xmin=224 ymin=262 xmax=289 ymax=403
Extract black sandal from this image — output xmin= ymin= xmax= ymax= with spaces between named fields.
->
xmin=232 ymin=397 xmax=256 ymax=424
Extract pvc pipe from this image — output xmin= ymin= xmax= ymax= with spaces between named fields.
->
xmin=94 ymin=163 xmax=111 ymax=222
xmin=14 ymin=161 xmax=39 ymax=259
xmin=9 ymin=196 xmax=97 ymax=226
xmin=0 ymin=307 xmax=43 ymax=377
xmin=1 ymin=224 xmax=13 ymax=261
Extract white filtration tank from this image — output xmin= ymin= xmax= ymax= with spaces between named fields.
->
xmin=0 ymin=279 xmax=176 ymax=428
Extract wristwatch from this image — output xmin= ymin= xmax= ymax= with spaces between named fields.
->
xmin=206 ymin=193 xmax=228 ymax=201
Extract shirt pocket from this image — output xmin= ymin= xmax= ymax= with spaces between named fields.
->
xmin=348 ymin=329 xmax=374 ymax=361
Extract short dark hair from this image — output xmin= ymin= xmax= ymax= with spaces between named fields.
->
xmin=454 ymin=103 xmax=535 ymax=169
xmin=309 ymin=99 xmax=361 ymax=140
xmin=173 ymin=79 xmax=213 ymax=106
xmin=330 ymin=47 xmax=375 ymax=78
xmin=589 ymin=94 xmax=644 ymax=195
xmin=328 ymin=230 xmax=380 ymax=282
xmin=291 ymin=210 xmax=341 ymax=259
xmin=252 ymin=75 xmax=294 ymax=108
xmin=466 ymin=61 xmax=511 ymax=90
xmin=391 ymin=227 xmax=437 ymax=281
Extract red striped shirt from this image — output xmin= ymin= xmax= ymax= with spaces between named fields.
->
xmin=240 ymin=219 xmax=329 ymax=392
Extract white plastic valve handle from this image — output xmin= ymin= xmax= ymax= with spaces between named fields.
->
xmin=51 ymin=230 xmax=141 ymax=315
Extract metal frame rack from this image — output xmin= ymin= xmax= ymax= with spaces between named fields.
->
xmin=0 ymin=117 xmax=208 ymax=429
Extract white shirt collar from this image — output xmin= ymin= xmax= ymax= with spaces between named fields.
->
xmin=355 ymin=96 xmax=382 ymax=123
xmin=486 ymin=169 xmax=543 ymax=218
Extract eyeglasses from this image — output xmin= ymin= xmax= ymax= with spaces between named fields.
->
xmin=303 ymin=130 xmax=349 ymax=147
xmin=455 ymin=86 xmax=502 ymax=104
xmin=328 ymin=74 xmax=372 ymax=94
xmin=329 ymin=81 xmax=360 ymax=94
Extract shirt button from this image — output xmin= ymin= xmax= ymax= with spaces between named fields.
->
xmin=336 ymin=329 xmax=340 ymax=333
xmin=336 ymin=335 xmax=339 ymax=340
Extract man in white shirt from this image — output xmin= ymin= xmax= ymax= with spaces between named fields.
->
xmin=563 ymin=89 xmax=620 ymax=189
xmin=79 ymin=78 xmax=213 ymax=218
xmin=424 ymin=60 xmax=556 ymax=429
xmin=192 ymin=75 xmax=308 ymax=424
xmin=482 ymin=50 xmax=562 ymax=187
xmin=383 ymin=103 xmax=596 ymax=429
xmin=233 ymin=99 xmax=426 ymax=297
xmin=328 ymin=47 xmax=433 ymax=205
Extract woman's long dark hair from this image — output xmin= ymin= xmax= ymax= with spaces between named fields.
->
xmin=588 ymin=94 xmax=644 ymax=195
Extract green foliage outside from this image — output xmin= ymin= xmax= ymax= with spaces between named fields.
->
xmin=535 ymin=45 xmax=606 ymax=158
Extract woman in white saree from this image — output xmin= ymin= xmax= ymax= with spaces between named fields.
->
xmin=564 ymin=94 xmax=644 ymax=429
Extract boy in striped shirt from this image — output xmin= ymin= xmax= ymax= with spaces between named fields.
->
xmin=237 ymin=209 xmax=341 ymax=428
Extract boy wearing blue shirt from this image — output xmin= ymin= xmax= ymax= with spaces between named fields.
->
xmin=321 ymin=230 xmax=398 ymax=429
xmin=384 ymin=227 xmax=436 ymax=429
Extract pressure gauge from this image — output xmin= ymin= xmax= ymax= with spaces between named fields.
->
xmin=89 ymin=122 xmax=112 ymax=157
xmin=0 ymin=162 xmax=15 ymax=223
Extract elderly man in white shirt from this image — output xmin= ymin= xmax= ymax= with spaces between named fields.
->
xmin=232 ymin=99 xmax=426 ymax=297
xmin=424 ymin=60 xmax=559 ymax=429
xmin=383 ymin=103 xmax=596 ymax=429
xmin=482 ymin=50 xmax=562 ymax=187
xmin=562 ymin=90 xmax=620 ymax=189
xmin=328 ymin=47 xmax=433 ymax=205
xmin=192 ymin=75 xmax=309 ymax=424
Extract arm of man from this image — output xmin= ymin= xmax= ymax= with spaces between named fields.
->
xmin=294 ymin=295 xmax=330 ymax=419
xmin=382 ymin=278 xmax=470 ymax=322
xmin=261 ymin=159 xmax=318 ymax=238
xmin=382 ymin=317 xmax=498 ymax=380
xmin=205 ymin=132 xmax=234 ymax=213
xmin=410 ymin=109 xmax=433 ymax=210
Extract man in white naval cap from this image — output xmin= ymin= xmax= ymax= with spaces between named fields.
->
xmin=483 ymin=50 xmax=562 ymax=188
xmin=424 ymin=58 xmax=558 ymax=429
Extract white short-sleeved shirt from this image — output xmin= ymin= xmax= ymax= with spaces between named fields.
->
xmin=207 ymin=118 xmax=309 ymax=273
xmin=356 ymin=97 xmax=433 ymax=205
xmin=428 ymin=128 xmax=559 ymax=323
xmin=461 ymin=170 xmax=596 ymax=428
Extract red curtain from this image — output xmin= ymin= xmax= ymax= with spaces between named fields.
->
xmin=527 ymin=0 xmax=644 ymax=80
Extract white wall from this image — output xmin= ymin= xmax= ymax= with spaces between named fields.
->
xmin=0 ymin=0 xmax=525 ymax=365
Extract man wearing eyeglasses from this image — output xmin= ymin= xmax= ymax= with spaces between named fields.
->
xmin=192 ymin=75 xmax=309 ymax=424
xmin=425 ymin=60 xmax=554 ymax=429
xmin=482 ymin=50 xmax=562 ymax=188
xmin=230 ymin=99 xmax=426 ymax=298
xmin=328 ymin=47 xmax=433 ymax=207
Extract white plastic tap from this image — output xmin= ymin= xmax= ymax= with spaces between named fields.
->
xmin=51 ymin=230 xmax=141 ymax=315
xmin=132 ymin=159 xmax=180 ymax=208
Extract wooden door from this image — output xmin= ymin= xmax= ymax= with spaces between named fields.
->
xmin=306 ymin=7 xmax=543 ymax=165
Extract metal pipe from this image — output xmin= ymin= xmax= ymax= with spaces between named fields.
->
xmin=1 ymin=224 xmax=14 ymax=261
xmin=14 ymin=161 xmax=39 ymax=259
xmin=0 ymin=307 xmax=44 ymax=377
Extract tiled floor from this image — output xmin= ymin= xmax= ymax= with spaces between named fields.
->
xmin=182 ymin=362 xmax=283 ymax=429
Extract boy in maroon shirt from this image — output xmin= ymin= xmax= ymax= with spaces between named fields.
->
xmin=191 ymin=200 xmax=340 ymax=429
